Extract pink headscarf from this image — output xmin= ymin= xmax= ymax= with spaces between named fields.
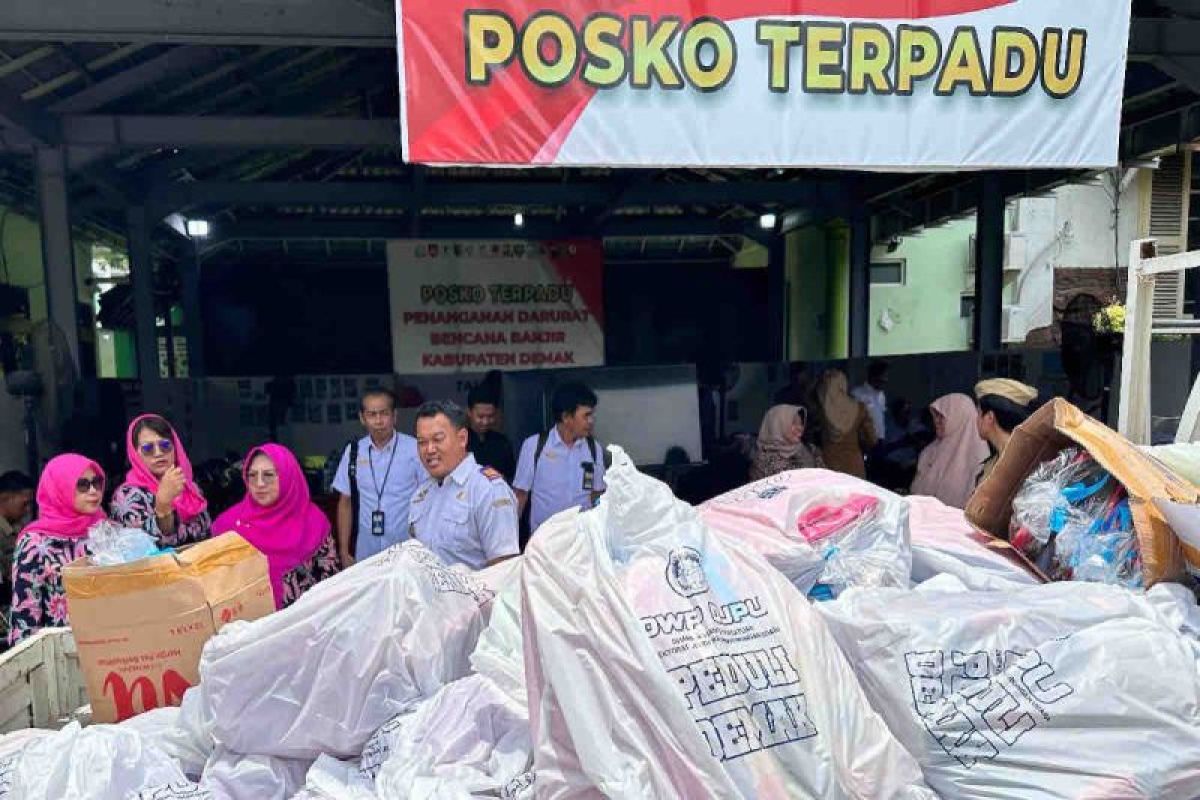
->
xmin=31 ymin=454 xmax=107 ymax=540
xmin=212 ymin=444 xmax=331 ymax=609
xmin=911 ymin=393 xmax=991 ymax=509
xmin=124 ymin=414 xmax=207 ymax=523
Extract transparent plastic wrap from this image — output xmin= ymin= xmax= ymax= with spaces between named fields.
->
xmin=1009 ymin=447 xmax=1142 ymax=587
xmin=86 ymin=519 xmax=164 ymax=565
xmin=796 ymin=491 xmax=910 ymax=598
xmin=700 ymin=470 xmax=912 ymax=599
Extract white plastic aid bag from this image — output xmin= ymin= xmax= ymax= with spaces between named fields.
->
xmin=468 ymin=569 xmax=527 ymax=706
xmin=906 ymin=495 xmax=1042 ymax=590
xmin=371 ymin=673 xmax=532 ymax=798
xmin=521 ymin=446 xmax=934 ymax=799
xmin=199 ymin=747 xmax=310 ymax=800
xmin=199 ymin=541 xmax=512 ymax=760
xmin=816 ymin=582 xmax=1200 ymax=799
xmin=121 ymin=700 xmax=214 ymax=780
xmin=699 ymin=469 xmax=911 ymax=597
xmin=2 ymin=721 xmax=188 ymax=800
xmin=295 ymin=756 xmax=376 ymax=800
xmin=0 ymin=729 xmax=52 ymax=798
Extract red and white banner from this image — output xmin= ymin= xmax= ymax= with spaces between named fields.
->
xmin=386 ymin=240 xmax=605 ymax=374
xmin=395 ymin=0 xmax=1130 ymax=168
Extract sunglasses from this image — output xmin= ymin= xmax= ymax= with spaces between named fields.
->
xmin=76 ymin=476 xmax=105 ymax=493
xmin=139 ymin=439 xmax=175 ymax=457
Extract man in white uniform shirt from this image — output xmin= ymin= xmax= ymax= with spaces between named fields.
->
xmin=513 ymin=382 xmax=606 ymax=536
xmin=852 ymin=361 xmax=889 ymax=440
xmin=407 ymin=400 xmax=520 ymax=570
xmin=333 ymin=389 xmax=426 ymax=567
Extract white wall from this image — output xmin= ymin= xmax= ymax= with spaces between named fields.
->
xmin=1006 ymin=173 xmax=1145 ymax=340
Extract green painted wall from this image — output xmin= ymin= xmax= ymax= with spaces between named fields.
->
xmin=785 ymin=226 xmax=830 ymax=360
xmin=785 ymin=221 xmax=852 ymax=361
xmin=0 ymin=205 xmax=136 ymax=377
xmin=786 ymin=216 xmax=972 ymax=360
xmin=1 ymin=206 xmax=95 ymax=316
xmin=0 ymin=207 xmax=51 ymax=323
xmin=868 ymin=218 xmax=974 ymax=356
xmin=826 ymin=221 xmax=849 ymax=359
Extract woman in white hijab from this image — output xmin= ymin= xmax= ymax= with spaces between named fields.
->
xmin=750 ymin=404 xmax=824 ymax=481
xmin=911 ymin=393 xmax=991 ymax=508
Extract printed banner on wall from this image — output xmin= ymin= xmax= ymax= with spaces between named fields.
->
xmin=386 ymin=240 xmax=604 ymax=374
xmin=395 ymin=0 xmax=1130 ymax=168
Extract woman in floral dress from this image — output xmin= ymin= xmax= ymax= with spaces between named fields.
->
xmin=110 ymin=414 xmax=212 ymax=547
xmin=7 ymin=454 xmax=107 ymax=646
xmin=213 ymin=443 xmax=339 ymax=609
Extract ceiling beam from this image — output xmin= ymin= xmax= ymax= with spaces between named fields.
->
xmin=49 ymin=46 xmax=234 ymax=115
xmin=0 ymin=0 xmax=394 ymax=47
xmin=872 ymin=169 xmax=1082 ymax=240
xmin=0 ymin=84 xmax=60 ymax=146
xmin=1121 ymin=99 xmax=1200 ymax=159
xmin=1152 ymin=56 xmax=1200 ymax=96
xmin=58 ymin=115 xmax=397 ymax=149
xmin=0 ymin=6 xmax=1180 ymax=56
xmin=198 ymin=214 xmax=761 ymax=250
xmin=148 ymin=177 xmax=844 ymax=215
xmin=1129 ymin=18 xmax=1200 ymax=60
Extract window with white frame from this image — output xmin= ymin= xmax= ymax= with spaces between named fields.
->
xmin=870 ymin=259 xmax=906 ymax=286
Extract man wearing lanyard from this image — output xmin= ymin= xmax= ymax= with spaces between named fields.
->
xmin=333 ymin=389 xmax=426 ymax=566
xmin=513 ymin=381 xmax=606 ymax=537
xmin=407 ymin=400 xmax=519 ymax=569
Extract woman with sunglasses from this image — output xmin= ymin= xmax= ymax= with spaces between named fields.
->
xmin=7 ymin=455 xmax=107 ymax=645
xmin=749 ymin=404 xmax=824 ymax=482
xmin=110 ymin=414 xmax=212 ymax=547
xmin=213 ymin=443 xmax=339 ymax=609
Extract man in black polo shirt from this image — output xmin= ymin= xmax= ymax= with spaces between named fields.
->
xmin=466 ymin=383 xmax=516 ymax=483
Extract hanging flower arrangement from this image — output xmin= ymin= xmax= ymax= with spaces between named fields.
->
xmin=1093 ymin=298 xmax=1126 ymax=335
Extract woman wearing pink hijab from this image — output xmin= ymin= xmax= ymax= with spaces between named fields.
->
xmin=213 ymin=444 xmax=339 ymax=609
xmin=7 ymin=454 xmax=106 ymax=645
xmin=111 ymin=414 xmax=211 ymax=547
xmin=911 ymin=393 xmax=991 ymax=509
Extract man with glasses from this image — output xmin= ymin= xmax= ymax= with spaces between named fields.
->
xmin=332 ymin=389 xmax=427 ymax=567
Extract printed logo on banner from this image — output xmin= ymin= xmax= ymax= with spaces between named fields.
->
xmin=905 ymin=646 xmax=1075 ymax=768
xmin=666 ymin=547 xmax=709 ymax=598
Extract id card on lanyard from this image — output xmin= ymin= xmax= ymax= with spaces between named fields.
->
xmin=581 ymin=462 xmax=595 ymax=492
xmin=368 ymin=438 xmax=398 ymax=536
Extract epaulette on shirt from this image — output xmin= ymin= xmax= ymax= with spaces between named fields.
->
xmin=480 ymin=467 xmax=503 ymax=481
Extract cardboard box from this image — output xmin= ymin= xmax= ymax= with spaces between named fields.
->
xmin=64 ymin=533 xmax=273 ymax=723
xmin=966 ymin=398 xmax=1200 ymax=587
